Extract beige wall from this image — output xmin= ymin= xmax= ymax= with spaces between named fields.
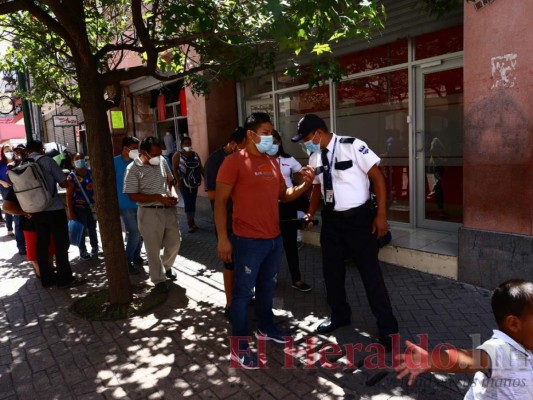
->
xmin=463 ymin=0 xmax=533 ymax=235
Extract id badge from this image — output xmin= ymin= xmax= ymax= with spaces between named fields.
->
xmin=325 ymin=189 xmax=334 ymax=203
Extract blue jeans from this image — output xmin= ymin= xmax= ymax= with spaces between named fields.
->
xmin=179 ymin=186 xmax=198 ymax=217
xmin=13 ymin=215 xmax=25 ymax=251
xmin=120 ymin=208 xmax=142 ymax=262
xmin=231 ymin=235 xmax=283 ymax=350
xmin=74 ymin=207 xmax=98 ymax=253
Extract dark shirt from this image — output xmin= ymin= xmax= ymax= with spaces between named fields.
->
xmin=204 ymin=146 xmax=233 ymax=232
xmin=5 ymin=187 xmax=33 ymax=231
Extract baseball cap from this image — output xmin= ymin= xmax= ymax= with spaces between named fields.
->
xmin=291 ymin=114 xmax=327 ymax=142
xmin=14 ymin=144 xmax=26 ymax=151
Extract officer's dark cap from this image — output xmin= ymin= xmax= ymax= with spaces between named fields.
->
xmin=291 ymin=114 xmax=328 ymax=142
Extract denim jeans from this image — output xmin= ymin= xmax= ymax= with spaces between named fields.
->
xmin=74 ymin=207 xmax=98 ymax=253
xmin=120 ymin=208 xmax=142 ymax=262
xmin=13 ymin=215 xmax=26 ymax=251
xmin=179 ymin=186 xmax=198 ymax=217
xmin=231 ymin=235 xmax=283 ymax=350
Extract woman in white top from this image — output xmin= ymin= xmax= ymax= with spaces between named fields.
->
xmin=271 ymin=130 xmax=311 ymax=292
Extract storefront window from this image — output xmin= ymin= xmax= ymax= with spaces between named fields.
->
xmin=337 ymin=40 xmax=408 ymax=75
xmin=276 ymin=66 xmax=313 ymax=90
xmin=243 ymin=74 xmax=273 ymax=97
xmin=277 ymin=85 xmax=330 ymax=161
xmin=415 ymin=25 xmax=463 ymax=60
xmin=336 ymin=70 xmax=409 ymax=222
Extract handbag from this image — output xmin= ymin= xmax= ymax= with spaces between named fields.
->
xmin=68 ymin=219 xmax=85 ymax=246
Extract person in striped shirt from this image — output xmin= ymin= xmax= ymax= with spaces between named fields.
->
xmin=123 ymin=136 xmax=181 ymax=294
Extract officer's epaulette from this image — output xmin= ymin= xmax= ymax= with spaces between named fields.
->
xmin=339 ymin=137 xmax=356 ymax=144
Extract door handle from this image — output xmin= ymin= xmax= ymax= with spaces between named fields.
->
xmin=415 ymin=131 xmax=424 ymax=157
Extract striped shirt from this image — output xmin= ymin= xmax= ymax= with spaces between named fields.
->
xmin=123 ymin=157 xmax=174 ymax=206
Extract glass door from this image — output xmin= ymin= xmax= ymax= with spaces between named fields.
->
xmin=415 ymin=60 xmax=463 ymax=230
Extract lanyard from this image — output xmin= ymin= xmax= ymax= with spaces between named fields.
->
xmin=323 ymin=138 xmax=338 ymax=184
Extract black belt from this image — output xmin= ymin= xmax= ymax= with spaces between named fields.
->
xmin=322 ymin=201 xmax=371 ymax=219
xmin=141 ymin=205 xmax=173 ymax=209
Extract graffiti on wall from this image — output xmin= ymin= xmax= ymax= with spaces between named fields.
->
xmin=491 ymin=54 xmax=517 ymax=90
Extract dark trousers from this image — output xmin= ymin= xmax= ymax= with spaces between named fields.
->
xmin=320 ymin=204 xmax=398 ymax=340
xmin=74 ymin=207 xmax=98 ymax=253
xmin=279 ymin=201 xmax=301 ymax=283
xmin=32 ymin=209 xmax=73 ymax=287
xmin=179 ymin=186 xmax=198 ymax=217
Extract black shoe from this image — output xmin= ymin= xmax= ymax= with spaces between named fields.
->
xmin=128 ymin=262 xmax=140 ymax=275
xmin=19 ymin=249 xmax=27 ymax=256
xmin=155 ymin=282 xmax=168 ymax=294
xmin=57 ymin=276 xmax=87 ymax=289
xmin=292 ymin=281 xmax=311 ymax=292
xmin=378 ymin=335 xmax=396 ymax=353
xmin=132 ymin=256 xmax=145 ymax=266
xmin=316 ymin=318 xmax=351 ymax=334
xmin=165 ymin=268 xmax=177 ymax=281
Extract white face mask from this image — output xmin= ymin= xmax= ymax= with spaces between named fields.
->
xmin=128 ymin=149 xmax=139 ymax=160
xmin=182 ymin=146 xmax=191 ymax=152
xmin=148 ymin=156 xmax=161 ymax=166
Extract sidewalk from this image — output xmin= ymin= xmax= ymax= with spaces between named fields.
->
xmin=0 ymin=213 xmax=494 ymax=399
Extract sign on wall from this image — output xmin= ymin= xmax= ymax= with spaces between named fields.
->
xmin=53 ymin=115 xmax=78 ymax=127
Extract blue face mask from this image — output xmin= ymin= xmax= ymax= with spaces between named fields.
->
xmin=266 ymin=144 xmax=279 ymax=156
xmin=252 ymin=132 xmax=273 ymax=154
xmin=303 ymin=132 xmax=320 ymax=154
xmin=74 ymin=159 xmax=86 ymax=169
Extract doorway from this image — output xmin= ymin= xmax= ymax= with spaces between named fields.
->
xmin=414 ymin=59 xmax=463 ymax=230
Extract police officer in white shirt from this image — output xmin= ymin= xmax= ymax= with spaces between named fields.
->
xmin=291 ymin=114 xmax=398 ymax=350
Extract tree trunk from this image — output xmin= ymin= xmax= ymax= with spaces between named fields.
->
xmin=78 ymin=69 xmax=132 ymax=305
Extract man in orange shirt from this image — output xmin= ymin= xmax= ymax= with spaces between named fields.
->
xmin=215 ymin=112 xmax=314 ymax=369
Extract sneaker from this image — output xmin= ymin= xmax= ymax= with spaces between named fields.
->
xmin=80 ymin=251 xmax=91 ymax=260
xmin=90 ymin=249 xmax=103 ymax=257
xmin=132 ymin=256 xmax=145 ymax=266
xmin=18 ymin=249 xmax=27 ymax=256
xmin=154 ymin=282 xmax=168 ymax=294
xmin=128 ymin=262 xmax=140 ymax=275
xmin=230 ymin=350 xmax=260 ymax=369
xmin=165 ymin=268 xmax=177 ymax=281
xmin=297 ymin=241 xmax=304 ymax=250
xmin=292 ymin=281 xmax=311 ymax=292
xmin=7 ymin=230 xmax=14 ymax=236
xmin=255 ymin=328 xmax=291 ymax=344
xmin=57 ymin=276 xmax=87 ymax=289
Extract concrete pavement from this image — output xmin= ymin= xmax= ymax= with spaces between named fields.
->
xmin=0 ymin=212 xmax=495 ymax=399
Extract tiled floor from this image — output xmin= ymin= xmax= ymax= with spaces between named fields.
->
xmin=389 ymin=225 xmax=459 ymax=257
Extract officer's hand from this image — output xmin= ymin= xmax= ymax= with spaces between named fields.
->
xmin=372 ymin=214 xmax=388 ymax=238
xmin=218 ymin=237 xmax=232 ymax=263
xmin=300 ymin=166 xmax=315 ymax=186
xmin=303 ymin=213 xmax=315 ymax=230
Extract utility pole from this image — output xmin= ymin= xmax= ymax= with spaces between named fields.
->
xmin=17 ymin=70 xmax=33 ymax=142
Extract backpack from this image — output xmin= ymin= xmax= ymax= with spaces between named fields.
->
xmin=180 ymin=152 xmax=201 ymax=189
xmin=7 ymin=156 xmax=54 ymax=213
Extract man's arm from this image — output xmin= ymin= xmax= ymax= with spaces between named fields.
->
xmin=279 ymin=165 xmax=315 ymax=203
xmin=127 ymin=193 xmax=177 ymax=206
xmin=2 ymin=199 xmax=28 ymax=217
xmin=395 ymin=340 xmax=490 ymax=386
xmin=214 ymin=182 xmax=233 ymax=263
xmin=171 ymin=153 xmax=183 ymax=190
xmin=367 ymin=164 xmax=388 ymax=238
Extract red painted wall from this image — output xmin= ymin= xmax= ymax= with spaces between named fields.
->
xmin=463 ymin=0 xmax=533 ymax=235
